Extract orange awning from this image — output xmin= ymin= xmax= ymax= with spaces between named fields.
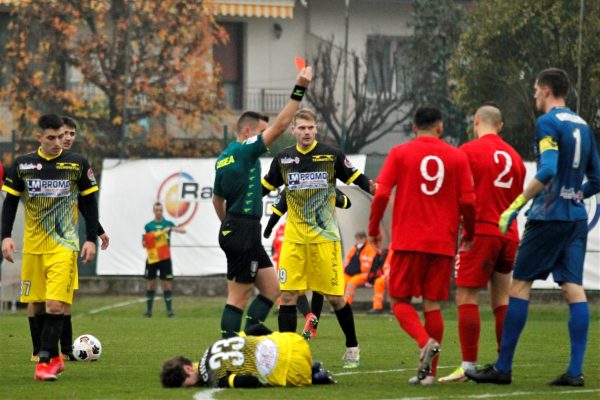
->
xmin=206 ymin=0 xmax=294 ymax=19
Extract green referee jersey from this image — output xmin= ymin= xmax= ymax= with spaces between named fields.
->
xmin=213 ymin=134 xmax=267 ymax=217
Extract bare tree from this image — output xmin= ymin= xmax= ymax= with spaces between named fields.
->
xmin=306 ymin=39 xmax=415 ymax=154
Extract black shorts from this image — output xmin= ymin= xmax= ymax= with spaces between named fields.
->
xmin=219 ymin=214 xmax=273 ymax=283
xmin=145 ymin=259 xmax=173 ymax=280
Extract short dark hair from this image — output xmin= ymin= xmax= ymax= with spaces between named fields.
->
xmin=413 ymin=106 xmax=442 ymax=130
xmin=355 ymin=231 xmax=367 ymax=239
xmin=62 ymin=116 xmax=77 ymax=130
xmin=237 ymin=111 xmax=268 ymax=132
xmin=38 ymin=114 xmax=63 ymax=131
xmin=536 ymin=68 xmax=570 ymax=98
xmin=160 ymin=356 xmax=192 ymax=388
xmin=153 ymin=202 xmax=163 ymax=208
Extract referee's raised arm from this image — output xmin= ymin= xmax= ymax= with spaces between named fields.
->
xmin=262 ymin=67 xmax=313 ymax=147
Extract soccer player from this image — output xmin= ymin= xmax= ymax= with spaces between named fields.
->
xmin=264 ymin=188 xmax=352 ymax=339
xmin=27 ymin=116 xmax=110 ymax=362
xmin=439 ymin=105 xmax=525 ymax=383
xmin=142 ymin=201 xmax=186 ymax=317
xmin=369 ymin=106 xmax=476 ymax=384
xmin=466 ymin=69 xmax=600 ymax=386
xmin=160 ymin=324 xmax=335 ymax=388
xmin=2 ymin=114 xmax=99 ymax=381
xmin=261 ymin=108 xmax=375 ymax=368
xmin=212 ymin=67 xmax=313 ymax=338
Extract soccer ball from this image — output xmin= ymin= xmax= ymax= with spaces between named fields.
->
xmin=73 ymin=334 xmax=102 ymax=361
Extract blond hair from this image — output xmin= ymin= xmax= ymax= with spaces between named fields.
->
xmin=292 ymin=109 xmax=317 ymax=126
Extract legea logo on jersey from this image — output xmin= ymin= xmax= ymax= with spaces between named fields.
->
xmin=287 ymin=171 xmax=328 ymax=190
xmin=27 ymin=179 xmax=70 ymax=197
xmin=157 ymin=172 xmax=213 ymax=226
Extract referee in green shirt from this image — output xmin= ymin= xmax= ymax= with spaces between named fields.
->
xmin=212 ymin=66 xmax=313 ymax=338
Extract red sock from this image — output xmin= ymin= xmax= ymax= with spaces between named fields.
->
xmin=424 ymin=309 xmax=443 ymax=376
xmin=493 ymin=305 xmax=508 ymax=353
xmin=458 ymin=303 xmax=480 ymax=363
xmin=392 ymin=302 xmax=429 ymax=348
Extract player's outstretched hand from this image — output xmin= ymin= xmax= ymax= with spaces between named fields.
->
xmin=369 ymin=180 xmax=377 ymax=195
xmin=296 ymin=66 xmax=313 ymax=88
xmin=81 ymin=241 xmax=97 ymax=264
xmin=2 ymin=237 xmax=16 ymax=263
xmin=498 ymin=194 xmax=527 ymax=234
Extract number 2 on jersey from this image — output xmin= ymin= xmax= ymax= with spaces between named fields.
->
xmin=493 ymin=150 xmax=514 ymax=189
xmin=420 ymin=156 xmax=445 ymax=195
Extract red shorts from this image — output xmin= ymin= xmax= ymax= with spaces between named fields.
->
xmin=388 ymin=251 xmax=453 ymax=301
xmin=455 ymin=235 xmax=517 ymax=288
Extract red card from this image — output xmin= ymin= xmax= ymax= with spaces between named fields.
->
xmin=294 ymin=56 xmax=306 ymax=71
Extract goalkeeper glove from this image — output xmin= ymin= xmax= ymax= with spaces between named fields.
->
xmin=498 ymin=194 xmax=527 ymax=235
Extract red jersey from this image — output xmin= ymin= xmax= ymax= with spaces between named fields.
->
xmin=460 ymin=134 xmax=525 ymax=242
xmin=369 ymin=136 xmax=475 ymax=257
xmin=272 ymin=223 xmax=286 ymax=266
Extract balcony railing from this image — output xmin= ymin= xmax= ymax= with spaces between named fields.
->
xmin=244 ymin=88 xmax=289 ymax=113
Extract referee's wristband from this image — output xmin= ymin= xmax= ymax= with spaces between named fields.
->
xmin=290 ymin=85 xmax=306 ymax=101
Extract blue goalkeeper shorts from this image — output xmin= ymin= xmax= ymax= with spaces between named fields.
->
xmin=513 ymin=219 xmax=588 ymax=285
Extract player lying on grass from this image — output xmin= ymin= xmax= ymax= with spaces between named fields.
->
xmin=160 ymin=324 xmax=335 ymax=388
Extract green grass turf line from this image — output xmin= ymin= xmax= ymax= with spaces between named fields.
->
xmin=0 ymin=296 xmax=597 ymax=400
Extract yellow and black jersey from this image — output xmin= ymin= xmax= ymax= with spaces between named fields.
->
xmin=262 ymin=141 xmax=362 ymax=243
xmin=2 ymin=148 xmax=98 ymax=253
xmin=198 ymin=333 xmax=297 ymax=387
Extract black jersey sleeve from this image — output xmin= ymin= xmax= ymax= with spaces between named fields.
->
xmin=77 ymin=156 xmax=99 ymax=196
xmin=1 ymin=193 xmax=20 ymax=240
xmin=334 ymin=151 xmax=361 ymax=185
xmin=262 ymin=156 xmax=284 ymax=192
xmin=79 ymin=193 xmax=99 ymax=242
xmin=218 ymin=374 xmax=263 ymax=388
xmin=263 ymin=190 xmax=287 ymax=238
xmin=335 ymin=189 xmax=351 ymax=209
xmin=2 ymin=159 xmax=25 ymax=195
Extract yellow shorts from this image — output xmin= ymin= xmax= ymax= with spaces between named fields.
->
xmin=267 ymin=332 xmax=312 ymax=387
xmin=278 ymin=241 xmax=344 ymax=296
xmin=20 ymin=252 xmax=78 ymax=304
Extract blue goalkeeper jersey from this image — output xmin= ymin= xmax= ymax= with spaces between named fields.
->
xmin=527 ymin=107 xmax=600 ymax=221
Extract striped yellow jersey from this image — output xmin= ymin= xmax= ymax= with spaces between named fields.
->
xmin=262 ymin=141 xmax=361 ymax=243
xmin=198 ymin=332 xmax=300 ymax=387
xmin=2 ymin=148 xmax=98 ymax=253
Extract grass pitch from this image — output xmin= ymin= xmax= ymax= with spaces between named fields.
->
xmin=0 ymin=295 xmax=598 ymax=400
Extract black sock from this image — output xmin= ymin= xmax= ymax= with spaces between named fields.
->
xmin=335 ymin=303 xmax=358 ymax=347
xmin=296 ymin=294 xmax=310 ymax=317
xmin=244 ymin=294 xmax=274 ymax=331
xmin=278 ymin=305 xmax=298 ymax=332
xmin=163 ymin=290 xmax=173 ymax=312
xmin=146 ymin=290 xmax=155 ymax=313
xmin=29 ymin=316 xmax=39 ymax=356
xmin=60 ymin=315 xmax=73 ymax=354
xmin=31 ymin=313 xmax=46 ymax=356
xmin=40 ymin=313 xmax=64 ymax=362
xmin=311 ymin=293 xmax=324 ymax=320
xmin=221 ymin=304 xmax=243 ymax=338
